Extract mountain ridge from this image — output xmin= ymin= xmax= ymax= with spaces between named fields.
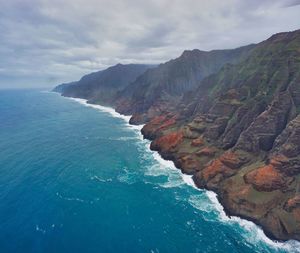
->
xmin=114 ymin=44 xmax=255 ymax=124
xmin=143 ymin=29 xmax=300 ymax=241
xmin=55 ymin=63 xmax=153 ymax=106
xmin=53 ymin=29 xmax=300 ymax=242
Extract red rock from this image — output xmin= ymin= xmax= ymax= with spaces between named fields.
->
xmin=150 ymin=115 xmax=167 ymax=125
xmin=202 ymin=159 xmax=233 ymax=181
xmin=196 ymin=147 xmax=216 ymax=157
xmin=286 ymin=196 xmax=300 ymax=211
xmin=270 ymin=154 xmax=289 ymax=168
xmin=244 ymin=165 xmax=287 ymax=192
xmin=151 ymin=131 xmax=183 ymax=152
xmin=157 ymin=116 xmax=177 ymax=131
xmin=219 ymin=152 xmax=244 ymax=169
xmin=191 ymin=137 xmax=204 ymax=147
xmin=268 ymin=153 xmax=300 ymax=176
xmin=142 ymin=115 xmax=178 ymax=139
xmin=142 ymin=115 xmax=168 ymax=139
xmin=177 ymin=154 xmax=201 ymax=174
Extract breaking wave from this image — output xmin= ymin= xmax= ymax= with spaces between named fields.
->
xmin=67 ymin=95 xmax=300 ymax=253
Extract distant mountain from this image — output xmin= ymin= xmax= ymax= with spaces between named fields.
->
xmin=52 ymin=81 xmax=77 ymax=93
xmin=53 ymin=63 xmax=152 ymax=106
xmin=115 ymin=44 xmax=255 ymax=123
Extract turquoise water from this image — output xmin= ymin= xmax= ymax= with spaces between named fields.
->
xmin=0 ymin=89 xmax=299 ymax=253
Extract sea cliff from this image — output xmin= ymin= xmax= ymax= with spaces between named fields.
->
xmin=54 ymin=29 xmax=300 ymax=242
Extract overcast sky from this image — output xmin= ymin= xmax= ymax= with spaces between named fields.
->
xmin=1 ymin=0 xmax=300 ymax=89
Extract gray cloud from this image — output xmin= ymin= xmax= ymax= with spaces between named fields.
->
xmin=0 ymin=0 xmax=299 ymax=88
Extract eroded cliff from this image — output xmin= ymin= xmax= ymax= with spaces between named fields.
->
xmin=54 ymin=29 xmax=300 ymax=241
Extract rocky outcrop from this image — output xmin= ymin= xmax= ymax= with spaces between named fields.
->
xmin=196 ymin=147 xmax=217 ymax=157
xmin=244 ymin=164 xmax=292 ymax=192
xmin=150 ymin=131 xmax=184 ymax=154
xmin=191 ymin=137 xmax=204 ymax=147
xmin=52 ymin=81 xmax=77 ymax=93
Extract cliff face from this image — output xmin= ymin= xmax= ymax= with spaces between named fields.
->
xmin=54 ymin=63 xmax=152 ymax=106
xmin=52 ymin=81 xmax=77 ymax=93
xmin=114 ymin=44 xmax=255 ymax=123
xmin=53 ymin=29 xmax=300 ymax=241
xmin=143 ymin=29 xmax=300 ymax=241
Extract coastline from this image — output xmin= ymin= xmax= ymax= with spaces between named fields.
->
xmin=53 ymin=92 xmax=300 ymax=252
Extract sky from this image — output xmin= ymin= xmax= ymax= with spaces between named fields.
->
xmin=0 ymin=0 xmax=300 ymax=89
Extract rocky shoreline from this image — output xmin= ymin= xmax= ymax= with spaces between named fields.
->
xmin=66 ymin=95 xmax=300 ymax=243
xmin=69 ymin=95 xmax=289 ymax=243
xmin=55 ymin=29 xmax=300 ymax=242
xmin=137 ymin=111 xmax=300 ymax=242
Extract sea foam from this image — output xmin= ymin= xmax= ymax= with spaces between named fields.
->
xmin=62 ymin=94 xmax=300 ymax=253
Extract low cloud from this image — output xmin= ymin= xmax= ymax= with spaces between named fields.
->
xmin=0 ymin=0 xmax=299 ymax=88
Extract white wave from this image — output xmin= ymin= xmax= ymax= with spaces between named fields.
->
xmin=140 ymin=144 xmax=188 ymax=188
xmin=56 ymin=192 xmax=87 ymax=203
xmin=151 ymin=151 xmax=176 ymax=170
xmin=144 ymin=163 xmax=165 ymax=177
xmin=188 ymin=194 xmax=215 ymax=214
xmin=117 ymin=172 xmax=136 ymax=184
xmin=69 ymin=97 xmax=131 ymax=122
xmin=143 ymin=142 xmax=300 ymax=251
xmin=182 ymin=174 xmax=196 ymax=188
xmin=35 ymin=223 xmax=62 ymax=234
xmin=109 ymin=136 xmax=139 ymax=141
xmin=159 ymin=174 xmax=185 ymax=188
xmin=144 ymin=165 xmax=184 ymax=188
xmin=67 ymin=97 xmax=144 ymax=141
xmin=35 ymin=225 xmax=46 ymax=234
xmin=90 ymin=175 xmax=113 ymax=183
xmin=61 ymin=94 xmax=300 ymax=252
xmin=193 ymin=190 xmax=300 ymax=252
xmin=145 ymin=148 xmax=199 ymax=189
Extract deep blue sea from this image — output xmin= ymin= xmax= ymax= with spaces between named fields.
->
xmin=0 ymin=89 xmax=299 ymax=253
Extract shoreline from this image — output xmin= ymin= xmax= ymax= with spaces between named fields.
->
xmin=53 ymin=92 xmax=300 ymax=252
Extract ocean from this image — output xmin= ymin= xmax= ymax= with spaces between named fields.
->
xmin=0 ymin=89 xmax=299 ymax=253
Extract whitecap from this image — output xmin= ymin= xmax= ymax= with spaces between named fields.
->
xmin=140 ymin=146 xmax=187 ymax=188
xmin=151 ymin=151 xmax=176 ymax=170
xmin=188 ymin=194 xmax=215 ymax=214
xmin=117 ymin=172 xmax=135 ymax=184
xmin=69 ymin=97 xmax=131 ymax=122
xmin=159 ymin=173 xmax=185 ymax=188
xmin=56 ymin=192 xmax=86 ymax=203
xmin=108 ymin=136 xmax=138 ymax=141
xmin=182 ymin=174 xmax=196 ymax=188
xmin=67 ymin=97 xmax=144 ymax=141
xmin=90 ymin=175 xmax=113 ymax=183
xmin=35 ymin=225 xmax=46 ymax=234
